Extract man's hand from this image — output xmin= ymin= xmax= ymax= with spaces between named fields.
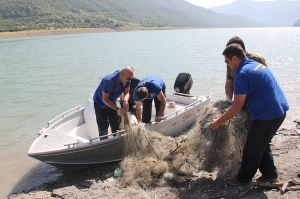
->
xmin=117 ymin=107 xmax=125 ymax=116
xmin=226 ymin=94 xmax=232 ymax=102
xmin=123 ymin=100 xmax=129 ymax=111
xmin=210 ymin=119 xmax=222 ymax=130
xmin=155 ymin=116 xmax=162 ymax=122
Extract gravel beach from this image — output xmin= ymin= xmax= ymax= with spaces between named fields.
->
xmin=6 ymin=119 xmax=300 ymax=199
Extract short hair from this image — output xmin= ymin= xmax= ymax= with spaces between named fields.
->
xmin=136 ymin=87 xmax=148 ymax=100
xmin=226 ymin=36 xmax=246 ymax=51
xmin=223 ymin=43 xmax=246 ymax=60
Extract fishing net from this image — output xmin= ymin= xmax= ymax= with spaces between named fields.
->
xmin=119 ymin=100 xmax=250 ymax=188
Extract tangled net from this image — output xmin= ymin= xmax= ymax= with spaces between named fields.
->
xmin=119 ymin=100 xmax=250 ymax=188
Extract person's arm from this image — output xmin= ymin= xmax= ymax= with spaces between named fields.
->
xmin=134 ymin=101 xmax=142 ymax=123
xmin=102 ymin=92 xmax=118 ymax=110
xmin=102 ymin=92 xmax=123 ymax=116
xmin=225 ymin=79 xmax=234 ymax=101
xmin=155 ymin=91 xmax=167 ymax=122
xmin=210 ymin=94 xmax=246 ymax=130
xmin=225 ymin=66 xmax=234 ymax=101
xmin=122 ymin=87 xmax=130 ymax=111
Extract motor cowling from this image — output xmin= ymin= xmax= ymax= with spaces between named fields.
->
xmin=174 ymin=73 xmax=193 ymax=94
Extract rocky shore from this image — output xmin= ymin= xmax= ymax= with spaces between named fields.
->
xmin=6 ymin=120 xmax=300 ymax=199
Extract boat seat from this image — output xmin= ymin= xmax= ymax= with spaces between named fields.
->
xmin=67 ymin=123 xmax=90 ymax=142
xmin=83 ymin=99 xmax=99 ymax=139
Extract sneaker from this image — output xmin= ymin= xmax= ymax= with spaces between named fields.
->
xmin=256 ymin=175 xmax=280 ymax=183
xmin=225 ymin=176 xmax=249 ymax=186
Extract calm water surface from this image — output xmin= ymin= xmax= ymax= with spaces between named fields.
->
xmin=0 ymin=27 xmax=299 ymax=197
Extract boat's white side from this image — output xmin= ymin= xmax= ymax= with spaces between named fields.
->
xmin=146 ymin=94 xmax=210 ymax=136
xmin=28 ymin=93 xmax=210 ymax=167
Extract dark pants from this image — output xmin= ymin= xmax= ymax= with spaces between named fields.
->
xmin=236 ymin=112 xmax=286 ymax=183
xmin=142 ymin=85 xmax=166 ymax=123
xmin=94 ymin=102 xmax=120 ymax=140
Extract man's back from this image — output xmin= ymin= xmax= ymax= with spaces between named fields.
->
xmin=227 ymin=51 xmax=267 ymax=81
xmin=234 ymin=58 xmax=288 ymax=120
xmin=129 ymin=77 xmax=140 ymax=110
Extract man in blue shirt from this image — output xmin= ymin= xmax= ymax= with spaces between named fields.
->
xmin=224 ymin=36 xmax=268 ymax=101
xmin=210 ymin=44 xmax=289 ymax=186
xmin=93 ymin=66 xmax=134 ymax=139
xmin=133 ymin=76 xmax=166 ymax=123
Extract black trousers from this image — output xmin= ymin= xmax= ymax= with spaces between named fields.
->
xmin=94 ymin=102 xmax=120 ymax=139
xmin=142 ymin=85 xmax=166 ymax=123
xmin=236 ymin=112 xmax=286 ymax=183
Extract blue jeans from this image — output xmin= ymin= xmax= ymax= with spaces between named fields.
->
xmin=94 ymin=102 xmax=120 ymax=140
xmin=236 ymin=112 xmax=286 ymax=183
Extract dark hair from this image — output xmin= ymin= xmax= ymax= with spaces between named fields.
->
xmin=223 ymin=43 xmax=246 ymax=60
xmin=226 ymin=36 xmax=246 ymax=51
xmin=136 ymin=87 xmax=148 ymax=100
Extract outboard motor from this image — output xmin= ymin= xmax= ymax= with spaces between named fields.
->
xmin=174 ymin=73 xmax=193 ymax=95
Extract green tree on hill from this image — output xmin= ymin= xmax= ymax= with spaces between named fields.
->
xmin=0 ymin=0 xmax=264 ymax=32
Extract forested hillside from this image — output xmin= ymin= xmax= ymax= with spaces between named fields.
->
xmin=0 ymin=0 xmax=263 ymax=32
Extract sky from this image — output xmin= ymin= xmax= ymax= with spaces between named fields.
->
xmin=185 ymin=0 xmax=283 ymax=8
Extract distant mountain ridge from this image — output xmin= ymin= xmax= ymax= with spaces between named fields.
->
xmin=294 ymin=19 xmax=300 ymax=27
xmin=0 ymin=0 xmax=264 ymax=32
xmin=210 ymin=0 xmax=300 ymax=27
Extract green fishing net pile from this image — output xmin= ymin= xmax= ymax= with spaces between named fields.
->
xmin=119 ymin=100 xmax=250 ymax=188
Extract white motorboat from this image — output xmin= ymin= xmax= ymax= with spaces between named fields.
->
xmin=28 ymin=73 xmax=211 ymax=167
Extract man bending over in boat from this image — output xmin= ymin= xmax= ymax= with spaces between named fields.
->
xmin=93 ymin=66 xmax=134 ymax=139
xmin=133 ymin=76 xmax=166 ymax=123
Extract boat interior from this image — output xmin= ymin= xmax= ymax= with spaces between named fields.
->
xmin=29 ymin=93 xmax=204 ymax=154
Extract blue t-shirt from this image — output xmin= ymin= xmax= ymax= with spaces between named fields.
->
xmin=93 ymin=70 xmax=130 ymax=109
xmin=234 ymin=57 xmax=289 ymax=120
xmin=133 ymin=76 xmax=165 ymax=101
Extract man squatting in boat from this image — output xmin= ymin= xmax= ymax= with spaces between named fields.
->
xmin=133 ymin=76 xmax=167 ymax=123
xmin=93 ymin=66 xmax=134 ymax=139
xmin=210 ymin=43 xmax=289 ymax=186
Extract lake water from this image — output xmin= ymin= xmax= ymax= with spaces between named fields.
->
xmin=0 ymin=27 xmax=299 ymax=198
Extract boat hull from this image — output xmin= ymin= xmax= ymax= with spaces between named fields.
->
xmin=29 ymin=137 xmax=124 ymax=167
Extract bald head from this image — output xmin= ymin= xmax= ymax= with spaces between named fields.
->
xmin=121 ymin=66 xmax=134 ymax=78
xmin=119 ymin=66 xmax=134 ymax=85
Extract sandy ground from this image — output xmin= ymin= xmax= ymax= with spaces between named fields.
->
xmin=5 ymin=119 xmax=300 ymax=199
xmin=0 ymin=27 xmax=198 ymax=39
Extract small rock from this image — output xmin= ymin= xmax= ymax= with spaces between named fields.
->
xmin=78 ymin=180 xmax=94 ymax=188
xmin=106 ymin=177 xmax=115 ymax=183
xmin=294 ymin=119 xmax=300 ymax=129
xmin=52 ymin=189 xmax=64 ymax=197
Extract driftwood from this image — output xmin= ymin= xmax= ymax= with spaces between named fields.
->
xmin=279 ymin=179 xmax=300 ymax=194
xmin=239 ymin=179 xmax=298 ymax=197
xmin=280 ymin=180 xmax=292 ymax=194
xmin=250 ymin=181 xmax=284 ymax=188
